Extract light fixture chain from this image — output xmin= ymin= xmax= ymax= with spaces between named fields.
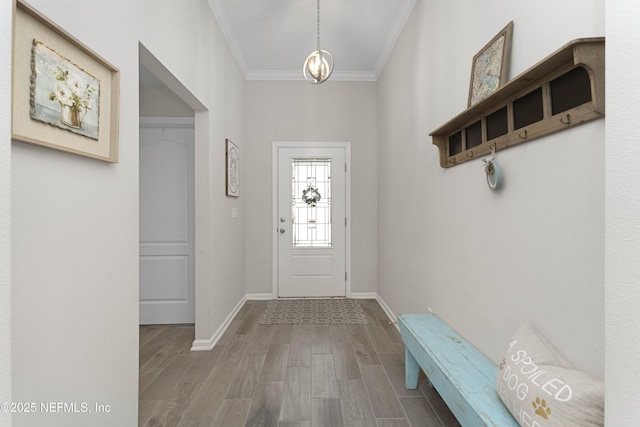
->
xmin=316 ymin=0 xmax=320 ymax=50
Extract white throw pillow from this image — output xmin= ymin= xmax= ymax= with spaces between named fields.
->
xmin=496 ymin=323 xmax=604 ymax=426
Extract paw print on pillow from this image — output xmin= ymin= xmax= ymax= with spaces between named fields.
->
xmin=532 ymin=396 xmax=551 ymax=420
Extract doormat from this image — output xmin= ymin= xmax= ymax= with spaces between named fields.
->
xmin=258 ymin=299 xmax=368 ymax=325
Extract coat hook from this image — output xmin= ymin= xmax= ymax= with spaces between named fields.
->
xmin=518 ymin=129 xmax=528 ymax=140
xmin=466 ymin=150 xmax=474 ymax=157
xmin=560 ymin=113 xmax=571 ymax=125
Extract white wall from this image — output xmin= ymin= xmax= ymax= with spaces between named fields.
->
xmin=377 ymin=0 xmax=605 ymax=377
xmin=605 ymin=0 xmax=640 ymax=423
xmin=244 ymin=81 xmax=378 ymax=296
xmin=1 ymin=0 xmax=13 ymax=425
xmin=139 ymin=85 xmax=194 ymax=117
xmin=9 ymin=0 xmax=245 ymax=426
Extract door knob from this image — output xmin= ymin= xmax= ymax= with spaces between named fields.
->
xmin=279 ymin=228 xmax=286 ymax=234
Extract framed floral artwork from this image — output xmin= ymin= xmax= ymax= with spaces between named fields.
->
xmin=12 ymin=0 xmax=120 ymax=162
xmin=226 ymin=139 xmax=239 ymax=197
xmin=468 ymin=21 xmax=514 ymax=107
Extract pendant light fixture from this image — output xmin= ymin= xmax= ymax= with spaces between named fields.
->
xmin=303 ymin=0 xmax=334 ymax=84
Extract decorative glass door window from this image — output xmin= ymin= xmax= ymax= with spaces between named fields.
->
xmin=291 ymin=158 xmax=332 ymax=247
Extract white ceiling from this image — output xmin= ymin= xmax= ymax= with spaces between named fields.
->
xmin=206 ymin=0 xmax=416 ymax=81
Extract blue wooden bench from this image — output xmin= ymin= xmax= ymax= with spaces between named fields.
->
xmin=397 ymin=313 xmax=519 ymax=427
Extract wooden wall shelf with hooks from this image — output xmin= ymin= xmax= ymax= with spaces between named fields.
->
xmin=430 ymin=38 xmax=605 ymax=168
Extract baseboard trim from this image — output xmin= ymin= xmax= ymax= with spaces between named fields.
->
xmin=375 ymin=294 xmax=398 ymax=329
xmin=247 ymin=293 xmax=378 ymax=300
xmin=190 ymin=291 xmax=397 ymax=351
xmin=246 ymin=293 xmax=274 ymax=300
xmin=350 ymin=292 xmax=378 ymax=299
xmin=190 ymin=295 xmax=247 ymax=351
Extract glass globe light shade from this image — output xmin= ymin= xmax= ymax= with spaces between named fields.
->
xmin=303 ymin=49 xmax=334 ymax=84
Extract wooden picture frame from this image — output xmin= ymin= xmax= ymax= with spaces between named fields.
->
xmin=226 ymin=139 xmax=239 ymax=197
xmin=468 ymin=21 xmax=514 ymax=107
xmin=12 ymin=0 xmax=120 ymax=162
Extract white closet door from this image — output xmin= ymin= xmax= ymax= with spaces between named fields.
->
xmin=139 ymin=126 xmax=194 ymax=324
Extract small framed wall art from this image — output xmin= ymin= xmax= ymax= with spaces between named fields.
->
xmin=226 ymin=139 xmax=240 ymax=197
xmin=468 ymin=21 xmax=514 ymax=107
xmin=12 ymin=0 xmax=120 ymax=162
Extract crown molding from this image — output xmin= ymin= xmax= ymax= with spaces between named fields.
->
xmin=207 ymin=0 xmax=416 ymax=82
xmin=246 ymin=69 xmax=377 ymax=82
xmin=207 ymin=0 xmax=249 ymax=77
xmin=373 ymin=0 xmax=417 ymax=79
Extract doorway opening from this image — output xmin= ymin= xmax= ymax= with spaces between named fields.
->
xmin=138 ymin=44 xmax=207 ymax=327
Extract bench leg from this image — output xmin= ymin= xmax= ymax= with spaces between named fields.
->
xmin=405 ymin=348 xmax=419 ymax=390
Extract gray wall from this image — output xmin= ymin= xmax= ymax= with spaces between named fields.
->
xmin=0 ymin=0 xmax=12 ymax=424
xmin=605 ymin=0 xmax=640 ymax=423
xmin=9 ymin=0 xmax=246 ymax=425
xmin=377 ymin=0 xmax=605 ymax=378
xmin=244 ymin=81 xmax=378 ymax=296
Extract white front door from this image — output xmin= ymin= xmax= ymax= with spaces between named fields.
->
xmin=276 ymin=145 xmax=347 ymax=297
xmin=139 ymin=123 xmax=195 ymax=324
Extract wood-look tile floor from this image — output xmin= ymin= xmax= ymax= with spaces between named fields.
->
xmin=139 ymin=299 xmax=460 ymax=427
